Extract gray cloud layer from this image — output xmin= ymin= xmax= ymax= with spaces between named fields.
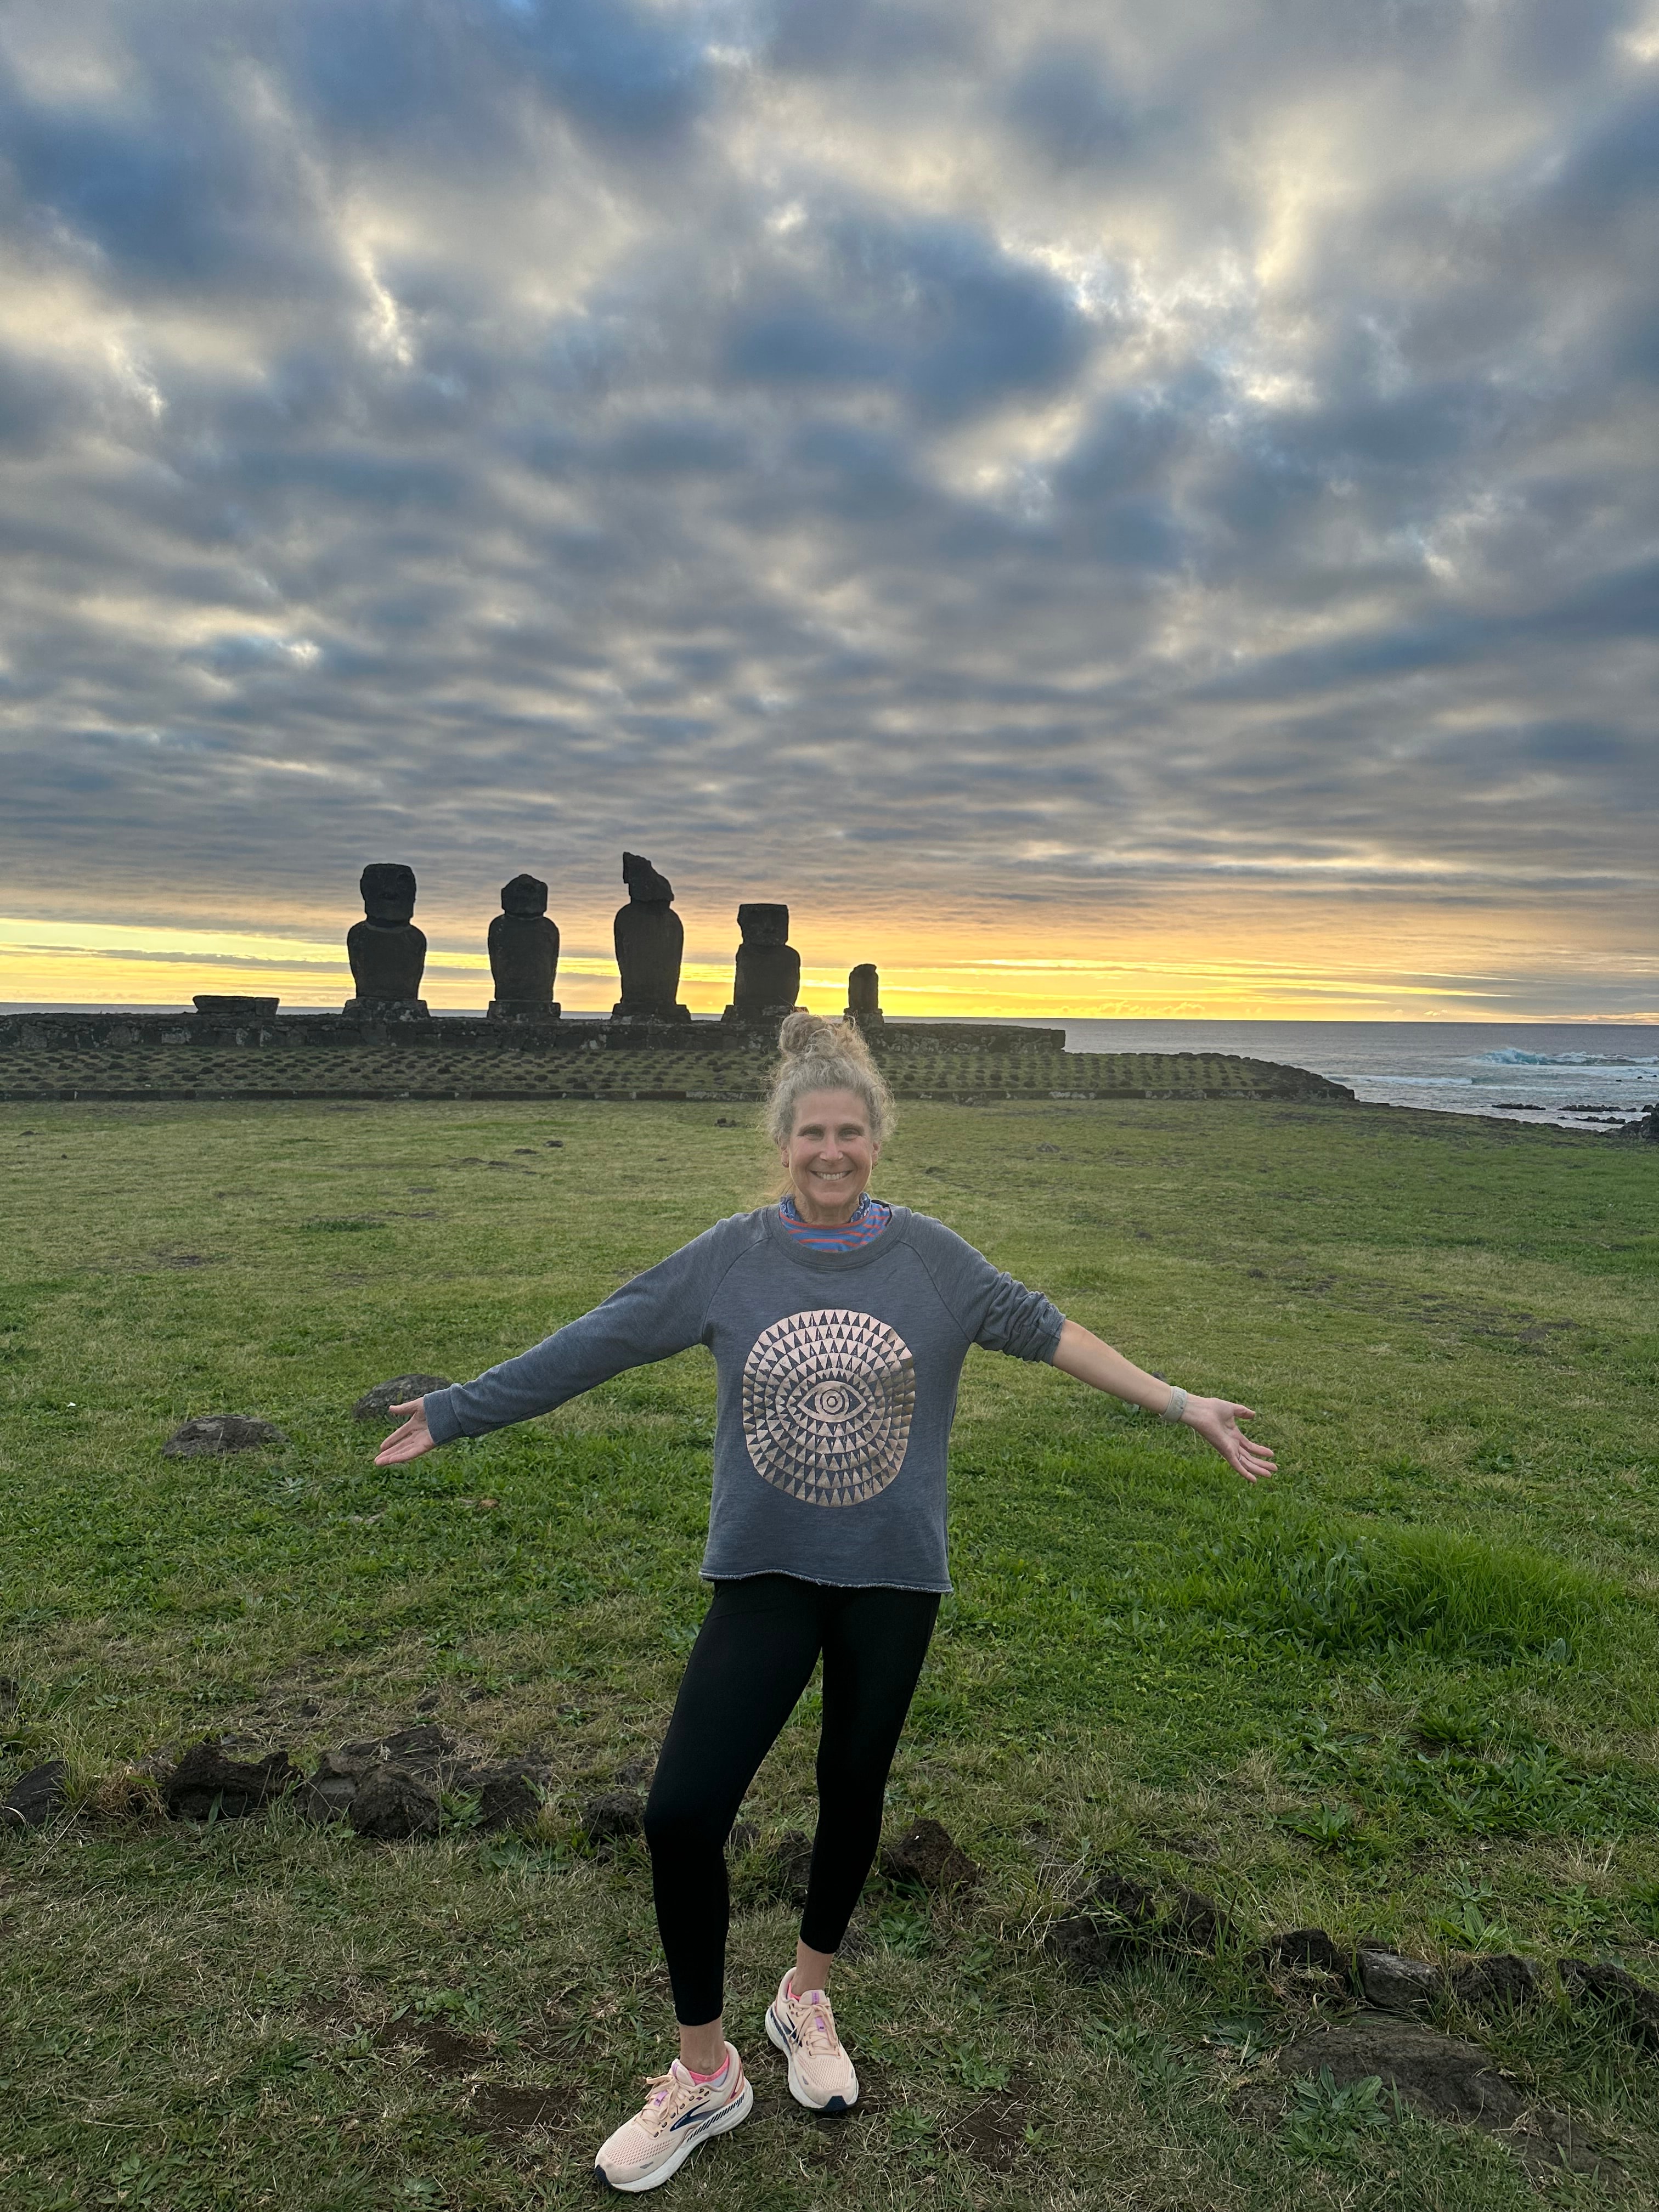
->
xmin=1 ymin=0 xmax=1656 ymax=969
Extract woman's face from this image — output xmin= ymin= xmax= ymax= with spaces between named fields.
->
xmin=781 ymin=1087 xmax=880 ymax=1222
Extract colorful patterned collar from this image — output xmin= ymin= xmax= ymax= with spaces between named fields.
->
xmin=778 ymin=1190 xmax=893 ymax=1251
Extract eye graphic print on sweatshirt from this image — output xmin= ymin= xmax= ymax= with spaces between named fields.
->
xmin=741 ymin=1308 xmax=917 ymax=1505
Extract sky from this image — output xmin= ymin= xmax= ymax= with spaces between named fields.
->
xmin=2 ymin=0 xmax=1656 ymax=1021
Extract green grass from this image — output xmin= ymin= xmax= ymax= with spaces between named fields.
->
xmin=2 ymin=1094 xmax=1658 ymax=2209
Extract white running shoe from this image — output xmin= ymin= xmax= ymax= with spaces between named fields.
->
xmin=593 ymin=2045 xmax=752 ymax=2193
xmin=765 ymin=1968 xmax=859 ymax=2113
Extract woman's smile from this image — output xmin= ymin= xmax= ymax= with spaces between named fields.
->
xmin=783 ymin=1086 xmax=879 ymax=1226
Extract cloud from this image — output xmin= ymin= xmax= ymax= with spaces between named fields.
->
xmin=0 ymin=0 xmax=1655 ymax=1012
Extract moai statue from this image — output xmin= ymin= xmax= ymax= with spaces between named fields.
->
xmin=344 ymin=863 xmax=428 ymax=1018
xmin=612 ymin=852 xmax=690 ymax=1022
xmin=723 ymin=905 xmax=801 ymax=1025
xmin=488 ymin=873 xmax=561 ymax=1019
xmin=845 ymin=963 xmax=884 ymax=1030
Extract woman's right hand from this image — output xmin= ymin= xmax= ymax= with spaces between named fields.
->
xmin=375 ymin=1399 xmax=437 ymax=1465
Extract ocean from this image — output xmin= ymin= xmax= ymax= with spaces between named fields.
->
xmin=1054 ymin=1020 xmax=1659 ymax=1131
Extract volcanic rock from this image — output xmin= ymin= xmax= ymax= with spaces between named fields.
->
xmin=1166 ymin=1883 xmax=1227 ymax=1951
xmin=1452 ymin=1954 xmax=1542 ymax=2012
xmin=580 ymin=1790 xmax=645 ymax=1848
xmin=1264 ymin=2015 xmax=1605 ymax=2174
xmin=1047 ymin=1867 xmax=1228 ymax=1977
xmin=1265 ymin=1928 xmax=1353 ymax=1999
xmin=352 ymin=1725 xmax=454 ymax=1771
xmin=165 ymin=1741 xmax=296 ymax=1820
xmin=163 ymin=1415 xmax=287 ymax=1458
xmin=1358 ymin=1948 xmax=1442 ymax=2012
xmin=299 ymin=1749 xmax=365 ymax=1824
xmin=879 ymin=1817 xmax=979 ymax=1893
xmin=2 ymin=1759 xmax=67 ymax=1829
xmin=477 ymin=1769 xmax=543 ymax=1832
xmin=1047 ymin=1916 xmax=1152 ymax=1978
xmin=349 ymin=1767 xmax=440 ymax=1841
xmin=353 ymin=1376 xmax=453 ymax=1422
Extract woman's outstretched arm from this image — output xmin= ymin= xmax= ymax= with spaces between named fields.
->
xmin=1049 ymin=1318 xmax=1276 ymax=1485
xmin=374 ymin=1218 xmax=746 ymax=1467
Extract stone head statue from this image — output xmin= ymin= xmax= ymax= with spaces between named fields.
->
xmin=346 ymin=861 xmax=426 ymax=1011
xmin=848 ymin=963 xmax=881 ymax=1017
xmin=727 ymin=901 xmax=800 ymax=1021
xmin=613 ymin=851 xmax=687 ymax=1019
xmin=737 ymin=903 xmax=789 ymax=946
xmin=360 ymin=862 xmax=417 ymax=926
xmin=623 ymin=851 xmax=674 ymax=904
xmin=500 ymin=872 xmax=549 ymax=917
xmin=489 ymin=872 xmax=559 ymax=1013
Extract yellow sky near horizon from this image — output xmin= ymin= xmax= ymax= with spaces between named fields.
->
xmin=3 ymin=901 xmax=1654 ymax=1023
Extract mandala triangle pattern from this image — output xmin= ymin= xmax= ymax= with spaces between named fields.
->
xmin=741 ymin=1307 xmax=917 ymax=1507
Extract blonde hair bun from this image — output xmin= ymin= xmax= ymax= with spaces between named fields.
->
xmin=766 ymin=1011 xmax=894 ymax=1147
xmin=778 ymin=1010 xmax=850 ymax=1060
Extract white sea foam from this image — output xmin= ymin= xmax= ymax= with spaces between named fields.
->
xmin=1474 ymin=1048 xmax=1659 ymax=1067
xmin=1055 ymin=1020 xmax=1659 ymax=1128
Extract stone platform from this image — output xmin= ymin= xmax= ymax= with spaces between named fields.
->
xmin=0 ymin=1011 xmax=1353 ymax=1105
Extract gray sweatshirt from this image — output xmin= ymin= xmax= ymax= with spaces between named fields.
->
xmin=423 ymin=1206 xmax=1065 ymax=1592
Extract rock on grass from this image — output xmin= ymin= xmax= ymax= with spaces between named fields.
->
xmin=2 ymin=1760 xmax=67 ymax=1829
xmin=346 ymin=1724 xmax=454 ymax=1772
xmin=580 ymin=1790 xmax=645 ymax=1849
xmin=162 ymin=1415 xmax=287 ymax=1458
xmin=1452 ymin=1954 xmax=1542 ymax=2012
xmin=352 ymin=1375 xmax=452 ymax=1422
xmin=1263 ymin=2016 xmax=1607 ymax=2176
xmin=166 ymin=1743 xmax=297 ymax=1820
xmin=1047 ymin=1916 xmax=1152 ymax=1977
xmin=477 ymin=1770 xmax=543 ymax=1832
xmin=1257 ymin=1927 xmax=1354 ymax=1993
xmin=1047 ymin=1868 xmax=1229 ymax=1978
xmin=349 ymin=1768 xmax=440 ymax=1841
xmin=879 ymin=1818 xmax=979 ymax=1893
xmin=1358 ymin=1948 xmax=1442 ymax=2012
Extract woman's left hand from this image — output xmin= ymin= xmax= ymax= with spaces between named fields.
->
xmin=1182 ymin=1397 xmax=1276 ymax=1483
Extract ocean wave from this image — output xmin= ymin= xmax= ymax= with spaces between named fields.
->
xmin=1473 ymin=1048 xmax=1659 ymax=1068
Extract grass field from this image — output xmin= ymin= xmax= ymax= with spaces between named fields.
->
xmin=2 ymin=1093 xmax=1657 ymax=2210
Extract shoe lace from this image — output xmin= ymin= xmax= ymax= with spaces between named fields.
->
xmin=637 ymin=2069 xmax=691 ymax=2135
xmin=793 ymin=1991 xmax=838 ymax=2056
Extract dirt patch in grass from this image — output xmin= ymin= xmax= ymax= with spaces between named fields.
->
xmin=952 ymin=2076 xmax=1032 ymax=2171
xmin=466 ymin=2083 xmax=567 ymax=2141
xmin=374 ymin=2019 xmax=491 ymax=2074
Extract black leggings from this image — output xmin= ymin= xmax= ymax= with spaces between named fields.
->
xmin=644 ymin=1574 xmax=940 ymax=2027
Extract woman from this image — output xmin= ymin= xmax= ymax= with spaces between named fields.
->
xmin=376 ymin=1014 xmax=1273 ymax=2193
